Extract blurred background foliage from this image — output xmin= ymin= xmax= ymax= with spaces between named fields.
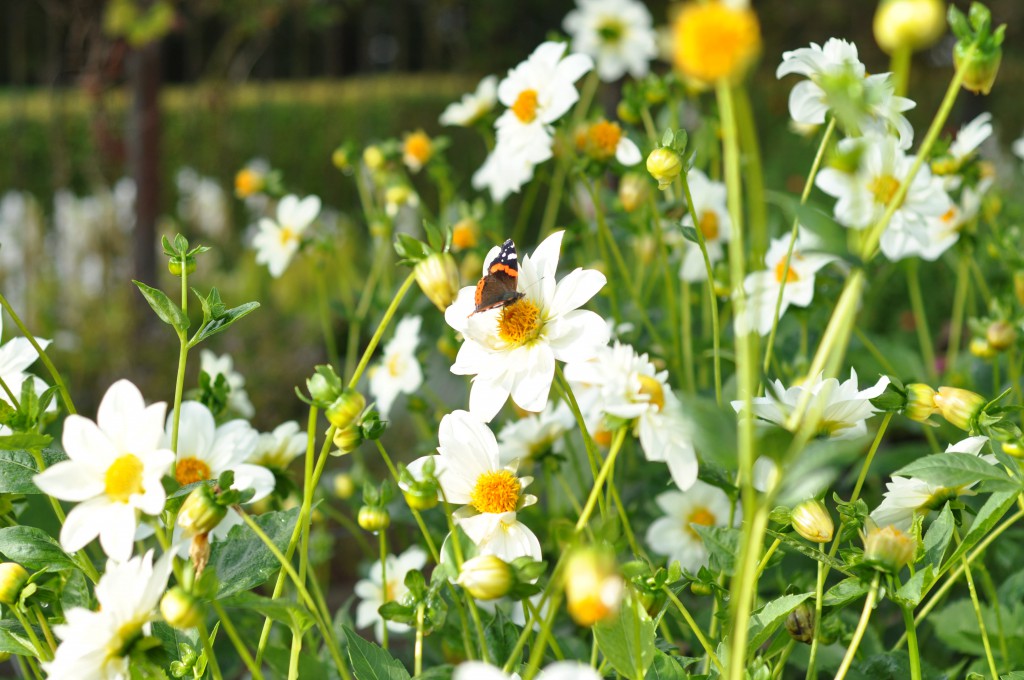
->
xmin=0 ymin=0 xmax=1023 ymax=426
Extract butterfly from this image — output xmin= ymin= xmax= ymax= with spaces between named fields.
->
xmin=471 ymin=239 xmax=525 ymax=315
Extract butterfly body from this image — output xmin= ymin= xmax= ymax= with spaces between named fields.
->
xmin=471 ymin=239 xmax=525 ymax=315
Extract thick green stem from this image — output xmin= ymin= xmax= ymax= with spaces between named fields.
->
xmin=574 ymin=428 xmax=627 ymax=532
xmin=663 ymin=586 xmax=724 ymax=674
xmin=348 ymin=273 xmax=416 ymax=389
xmin=415 ymin=604 xmax=426 ymax=676
xmin=834 ymin=573 xmax=880 ymax=680
xmin=889 ymin=45 xmax=913 ymax=98
xmin=735 ymin=87 xmax=767 ymax=263
xmin=901 ymin=604 xmax=922 ymax=680
xmin=12 ymin=606 xmax=50 ymax=662
xmin=805 ymin=546 xmax=825 ymax=680
xmin=945 ymin=250 xmax=971 ymax=376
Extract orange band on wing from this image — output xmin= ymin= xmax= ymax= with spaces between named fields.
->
xmin=488 ymin=263 xmax=518 ymax=277
xmin=474 ymin=278 xmax=486 ymax=306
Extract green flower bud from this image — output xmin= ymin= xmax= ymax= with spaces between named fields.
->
xmin=307 ymin=373 xmax=338 ymax=404
xmin=933 ymin=386 xmax=986 ymax=431
xmin=904 ymin=383 xmax=938 ymax=422
xmin=456 ymin=555 xmax=513 ymax=601
xmin=357 ymin=505 xmax=390 ymax=532
xmin=327 ymin=389 xmax=365 ymax=429
xmin=0 ymin=563 xmax=29 ymax=606
xmin=414 ymin=252 xmax=461 ymax=312
xmin=564 ymin=547 xmax=623 ymax=627
xmin=785 ymin=602 xmax=816 ymax=644
xmin=363 ymin=145 xmax=385 ymax=172
xmin=160 ymin=586 xmax=203 ymax=630
xmin=864 ymin=524 xmax=916 ymax=573
xmin=616 ymin=100 xmax=640 ymax=125
xmin=1002 ymin=442 xmax=1024 ymax=458
xmin=403 ymin=481 xmax=439 ymax=511
xmin=332 ymin=147 xmax=352 ymax=172
xmin=690 ymin=580 xmax=713 ymax=596
xmin=168 ymin=256 xmax=196 ymax=277
xmin=646 ymin=148 xmax=682 ymax=190
xmin=178 ymin=485 xmax=227 ymax=538
xmin=873 ymin=0 xmax=946 ymax=54
xmin=970 ymin=337 xmax=997 ymax=359
xmin=332 ymin=425 xmax=363 ymax=455
xmin=986 ymin=321 xmax=1017 ymax=352
xmin=791 ymin=499 xmax=834 ymax=544
xmin=955 ymin=40 xmax=1001 ymax=95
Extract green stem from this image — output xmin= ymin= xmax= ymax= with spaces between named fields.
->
xmin=905 ymin=260 xmax=937 ymax=382
xmin=414 ymin=604 xmax=425 ymax=676
xmin=288 ymin=627 xmax=301 ymax=680
xmin=211 ymin=601 xmax=266 ymax=680
xmin=440 ymin=492 xmax=490 ymax=664
xmin=315 ymin=264 xmax=340 ymax=369
xmin=12 ymin=607 xmax=50 ymax=661
xmin=834 ymin=573 xmax=880 ymax=680
xmin=889 ymin=45 xmax=913 ymax=98
xmin=379 ymin=528 xmax=389 ymax=650
xmin=574 ymin=428 xmax=627 ymax=532
xmin=0 ymin=291 xmax=76 ymax=414
xmin=735 ymin=87 xmax=767 ymax=263
xmin=663 ymin=586 xmax=724 ymax=674
xmin=957 ymin=529 xmax=999 ymax=678
xmin=944 ymin=250 xmax=971 ymax=377
xmin=805 ymin=546 xmax=825 ymax=680
xmin=771 ymin=640 xmax=796 ymax=679
xmin=901 ymin=604 xmax=922 ymax=680
xmin=32 ymin=606 xmax=55 ymax=654
xmin=348 ymin=273 xmax=416 ymax=389
xmin=196 ymin=618 xmax=224 ymax=680
xmin=170 ymin=262 xmax=190 ymax=453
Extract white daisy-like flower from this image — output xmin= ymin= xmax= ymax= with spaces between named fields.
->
xmin=815 ymin=134 xmax=950 ymax=232
xmin=169 ymin=401 xmax=273 ymax=502
xmin=646 ymin=480 xmax=737 ymax=574
xmin=248 ymin=420 xmax=307 ymax=470
xmin=776 ymin=39 xmax=915 ymax=149
xmin=679 ymin=168 xmax=731 ymax=282
xmin=354 ymin=545 xmax=428 ymax=643
xmin=472 ymin=144 xmax=542 ymax=203
xmin=440 ymin=75 xmax=499 ymax=127
xmin=949 ymin=112 xmax=993 ymax=165
xmin=369 ymin=315 xmax=423 ymax=419
xmin=199 ymin=349 xmax=255 ymax=419
xmin=563 ymin=0 xmax=657 ymax=81
xmin=733 ymin=369 xmax=890 ymax=440
xmin=34 ymin=380 xmax=174 ymax=561
xmin=454 ymin=661 xmax=601 ymax=680
xmin=497 ymin=402 xmax=574 ymax=467
xmin=252 ymin=194 xmax=321 ymax=278
xmin=445 ymin=231 xmax=608 ymax=422
xmin=871 ymin=435 xmax=991 ymax=531
xmin=43 ymin=550 xmax=173 ymax=680
xmin=0 ymin=312 xmax=52 ymax=432
xmin=734 ymin=233 xmax=837 ymax=337
xmin=878 ymin=179 xmax=982 ymax=262
xmin=564 ymin=342 xmax=699 ymax=490
xmin=407 ymin=410 xmax=541 ymax=563
xmin=580 ymin=120 xmax=642 ymax=166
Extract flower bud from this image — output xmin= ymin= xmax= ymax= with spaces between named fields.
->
xmin=1002 ymin=441 xmax=1024 ymax=458
xmin=785 ymin=602 xmax=816 ymax=643
xmin=0 ymin=563 xmax=29 ymax=606
xmin=564 ymin=547 xmax=624 ymax=627
xmin=414 ymin=252 xmax=461 ymax=312
xmin=904 ymin=383 xmax=937 ymax=422
xmin=456 ymin=555 xmax=513 ymax=601
xmin=327 ymin=389 xmax=365 ymax=429
xmin=363 ymin=145 xmax=385 ymax=172
xmin=863 ymin=524 xmax=915 ymax=573
xmin=178 ymin=485 xmax=227 ymax=538
xmin=873 ymin=0 xmax=946 ymax=54
xmin=333 ymin=473 xmax=356 ymax=500
xmin=933 ymin=386 xmax=986 ymax=431
xmin=986 ymin=321 xmax=1017 ymax=352
xmin=970 ymin=337 xmax=997 ymax=359
xmin=168 ymin=256 xmax=196 ymax=277
xmin=1014 ymin=271 xmax=1024 ymax=307
xmin=358 ymin=505 xmax=391 ymax=532
xmin=332 ymin=425 xmax=363 ymax=455
xmin=955 ymin=41 xmax=1001 ymax=96
xmin=160 ymin=586 xmax=203 ymax=630
xmin=403 ymin=482 xmax=439 ymax=512
xmin=616 ymin=100 xmax=640 ymax=125
xmin=646 ymin=148 xmax=682 ymax=190
xmin=190 ymin=533 xmax=211 ymax=577
xmin=307 ymin=373 xmax=339 ymax=404
xmin=234 ymin=168 xmax=264 ymax=198
xmin=332 ymin=147 xmax=351 ymax=172
xmin=618 ymin=173 xmax=649 ymax=213
xmin=791 ymin=499 xmax=834 ymax=543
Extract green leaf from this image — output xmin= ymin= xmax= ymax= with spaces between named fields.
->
xmin=189 ymin=301 xmax=260 ymax=347
xmin=946 ymin=490 xmax=1018 ymax=568
xmin=0 ymin=619 xmax=36 ymax=656
xmin=220 ymin=592 xmax=313 ymax=632
xmin=484 ymin=609 xmax=520 ymax=669
xmin=209 ymin=508 xmax=300 ymax=598
xmin=0 ymin=526 xmax=77 ymax=571
xmin=594 ymin=592 xmax=656 ymax=680
xmin=895 ymin=565 xmax=934 ymax=607
xmin=0 ymin=433 xmax=52 ymax=451
xmin=680 ymin=225 xmax=699 ymax=244
xmin=61 ymin=568 xmax=91 ymax=611
xmin=644 ymin=650 xmax=694 ymax=679
xmin=342 ymin=625 xmax=412 ymax=680
xmin=892 ymin=453 xmax=1016 ymax=490
xmin=414 ymin=667 xmax=454 ymax=680
xmin=133 ymin=280 xmax=189 ymax=333
xmin=823 ymin=577 xmax=869 ymax=608
xmin=691 ymin=525 xmax=740 ymax=575
xmin=152 ymin=622 xmax=198 ymax=668
xmin=747 ymin=592 xmax=814 ymax=652
xmin=923 ymin=503 xmax=954 ymax=570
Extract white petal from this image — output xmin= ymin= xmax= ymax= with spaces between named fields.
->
xmin=549 ymin=268 xmax=606 ymax=315
xmin=34 ymin=461 xmax=104 ymax=501
xmin=615 ymin=138 xmax=642 ymax=166
xmin=60 ymin=498 xmax=107 ymax=553
xmin=98 ymin=503 xmax=138 ymax=562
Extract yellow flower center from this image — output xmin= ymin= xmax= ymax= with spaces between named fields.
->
xmin=672 ymin=2 xmax=762 ymax=84
xmin=587 ymin=121 xmax=623 ymax=160
xmin=498 ymin=299 xmax=541 ymax=346
xmin=636 ymin=374 xmax=665 ymax=411
xmin=774 ymin=256 xmax=800 ymax=283
xmin=698 ymin=210 xmax=720 ymax=240
xmin=105 ymin=454 xmax=145 ymax=503
xmin=512 ymin=89 xmax=539 ymax=124
xmin=686 ymin=507 xmax=716 ymax=538
xmin=234 ymin=168 xmax=263 ymax=198
xmin=940 ymin=207 xmax=957 ymax=224
xmin=387 ymin=353 xmax=405 ymax=377
xmin=469 ymin=470 xmax=521 ymax=514
xmin=869 ymin=174 xmax=902 ymax=207
xmin=279 ymin=226 xmax=297 ymax=246
xmin=597 ymin=17 xmax=626 ymax=44
xmin=593 ymin=428 xmax=613 ymax=447
xmin=403 ymin=131 xmax=433 ymax=166
xmin=452 ymin=219 xmax=478 ymax=250
xmin=175 ymin=457 xmax=212 ymax=486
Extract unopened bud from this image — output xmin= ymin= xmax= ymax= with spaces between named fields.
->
xmin=332 ymin=425 xmax=363 ymax=455
xmin=970 ymin=337 xmax=997 ymax=359
xmin=785 ymin=602 xmax=816 ymax=643
xmin=646 ymin=148 xmax=682 ymax=190
xmin=986 ymin=321 xmax=1016 ymax=352
xmin=873 ymin=0 xmax=946 ymax=54
xmin=904 ymin=383 xmax=937 ymax=422
xmin=619 ymin=173 xmax=649 ymax=213
xmin=332 ymin=147 xmax=352 ymax=172
xmin=1002 ymin=442 xmax=1024 ymax=458
xmin=451 ymin=218 xmax=479 ymax=251
xmin=955 ymin=41 xmax=1002 ymax=96
xmin=0 ymin=563 xmax=29 ymax=606
xmin=1014 ymin=271 xmax=1024 ymax=307
xmin=457 ymin=555 xmax=513 ymax=600
xmin=863 ymin=524 xmax=915 ymax=573
xmin=791 ymin=499 xmax=834 ymax=543
xmin=414 ymin=252 xmax=461 ymax=312
xmin=168 ymin=256 xmax=196 ymax=277
xmin=403 ymin=481 xmax=439 ymax=511
xmin=363 ymin=145 xmax=385 ymax=172
xmin=564 ymin=547 xmax=624 ymax=627
xmin=327 ymin=389 xmax=365 ymax=429
xmin=933 ymin=386 xmax=986 ymax=431
xmin=178 ymin=485 xmax=227 ymax=538
xmin=358 ymin=505 xmax=390 ymax=532
xmin=333 ymin=473 xmax=356 ymax=500
xmin=160 ymin=586 xmax=203 ymax=630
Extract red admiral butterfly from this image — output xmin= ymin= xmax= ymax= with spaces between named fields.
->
xmin=471 ymin=239 xmax=525 ymax=315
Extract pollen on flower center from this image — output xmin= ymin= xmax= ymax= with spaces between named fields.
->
xmin=698 ymin=211 xmax=720 ymax=240
xmin=869 ymin=174 xmax=902 ymax=207
xmin=175 ymin=457 xmax=212 ymax=486
xmin=279 ymin=226 xmax=297 ymax=246
xmin=686 ymin=507 xmax=716 ymax=538
xmin=636 ymin=374 xmax=666 ymax=411
xmin=105 ymin=454 xmax=145 ymax=503
xmin=404 ymin=131 xmax=432 ymax=165
xmin=588 ymin=121 xmax=623 ymax=160
xmin=469 ymin=470 xmax=521 ymax=514
xmin=512 ymin=89 xmax=540 ymax=123
xmin=774 ymin=257 xmax=801 ymax=283
xmin=498 ymin=298 xmax=541 ymax=346
xmin=597 ymin=17 xmax=625 ymax=44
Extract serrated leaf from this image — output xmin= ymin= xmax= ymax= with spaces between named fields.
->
xmin=133 ymin=280 xmax=189 ymax=333
xmin=691 ymin=525 xmax=740 ymax=575
xmin=0 ymin=619 xmax=36 ymax=656
xmin=484 ymin=609 xmax=520 ymax=668
xmin=644 ymin=650 xmax=693 ymax=679
xmin=0 ymin=526 xmax=77 ymax=571
xmin=0 ymin=448 xmax=68 ymax=493
xmin=594 ymin=592 xmax=656 ymax=680
xmin=220 ymin=592 xmax=314 ymax=632
xmin=152 ymin=622 xmax=199 ymax=666
xmin=923 ymin=503 xmax=954 ymax=570
xmin=823 ymin=577 xmax=869 ymax=608
xmin=893 ymin=453 xmax=1015 ymax=490
xmin=209 ymin=508 xmax=300 ymax=598
xmin=747 ymin=592 xmax=813 ymax=652
xmin=342 ymin=625 xmax=411 ymax=680
xmin=189 ymin=302 xmax=260 ymax=347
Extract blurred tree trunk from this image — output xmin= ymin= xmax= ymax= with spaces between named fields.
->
xmin=129 ymin=38 xmax=161 ymax=287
